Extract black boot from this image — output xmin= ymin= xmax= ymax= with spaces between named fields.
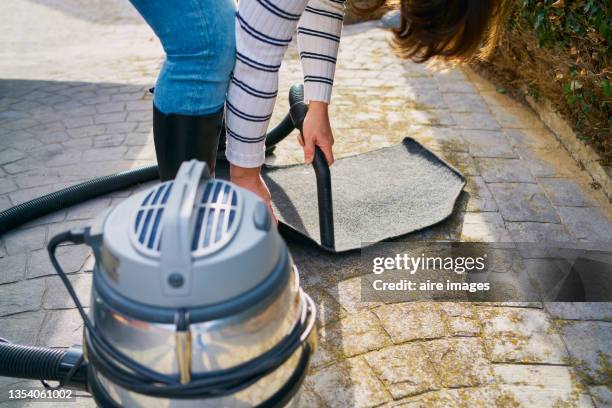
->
xmin=153 ymin=105 xmax=224 ymax=181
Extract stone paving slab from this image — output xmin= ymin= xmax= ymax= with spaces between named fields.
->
xmin=476 ymin=158 xmax=537 ymax=183
xmin=461 ymin=130 xmax=518 ymax=158
xmin=556 ymin=321 xmax=612 ymax=384
xmin=589 ymin=385 xmax=612 ymax=408
xmin=488 ymin=183 xmax=561 ymax=223
xmin=539 ymin=178 xmax=598 ymax=207
xmin=1 ymin=2 xmax=611 ymax=407
xmin=477 ymin=307 xmax=569 ymax=364
xmin=363 ymin=343 xmax=440 ymax=399
xmin=558 ymin=206 xmax=612 ymax=241
xmin=545 ymin=302 xmax=612 ymax=321
xmin=305 ymin=357 xmax=392 ymax=408
xmin=374 ymin=302 xmax=447 ymax=343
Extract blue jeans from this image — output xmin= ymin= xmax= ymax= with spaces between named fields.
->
xmin=129 ymin=0 xmax=236 ymax=115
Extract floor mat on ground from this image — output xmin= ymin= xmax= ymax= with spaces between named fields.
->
xmin=219 ymin=137 xmax=465 ymax=252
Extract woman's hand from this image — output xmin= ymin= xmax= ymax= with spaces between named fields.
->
xmin=230 ymin=164 xmax=277 ymax=225
xmin=299 ymin=101 xmax=334 ymax=165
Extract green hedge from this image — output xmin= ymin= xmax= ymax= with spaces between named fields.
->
xmin=522 ymin=0 xmax=610 ymax=105
xmin=523 ymin=0 xmax=610 ymax=49
xmin=485 ymin=0 xmax=610 ymax=164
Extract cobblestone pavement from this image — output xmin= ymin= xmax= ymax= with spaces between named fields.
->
xmin=1 ymin=1 xmax=611 ymax=407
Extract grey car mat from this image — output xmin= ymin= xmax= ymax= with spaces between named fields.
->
xmin=218 ymin=137 xmax=465 ymax=252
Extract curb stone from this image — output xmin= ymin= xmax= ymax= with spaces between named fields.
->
xmin=524 ymin=94 xmax=611 ymax=202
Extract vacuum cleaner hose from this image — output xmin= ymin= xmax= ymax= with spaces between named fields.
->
xmin=265 ymin=112 xmax=295 ymax=148
xmin=0 ymin=166 xmax=160 ymax=235
xmin=0 ymin=340 xmax=87 ymax=390
xmin=0 ymin=342 xmax=64 ymax=381
xmin=288 ymin=85 xmax=335 ymax=250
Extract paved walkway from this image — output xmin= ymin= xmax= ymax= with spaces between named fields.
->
xmin=1 ymin=1 xmax=611 ymax=407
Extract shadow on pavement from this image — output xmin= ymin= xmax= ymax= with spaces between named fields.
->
xmin=0 ymin=79 xmax=154 ymax=190
xmin=25 ymin=0 xmax=142 ymax=25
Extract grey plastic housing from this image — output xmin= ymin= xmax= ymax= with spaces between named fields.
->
xmin=93 ymin=160 xmax=287 ymax=309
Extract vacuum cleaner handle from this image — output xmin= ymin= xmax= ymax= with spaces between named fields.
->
xmin=160 ymin=160 xmax=210 ymax=295
xmin=288 ymin=84 xmax=335 ymax=250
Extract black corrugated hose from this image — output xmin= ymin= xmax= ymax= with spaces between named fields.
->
xmin=0 ymin=338 xmax=64 ymax=381
xmin=0 ymin=165 xmax=160 ymax=235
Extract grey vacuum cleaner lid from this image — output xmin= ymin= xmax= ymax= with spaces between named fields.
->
xmin=95 ymin=160 xmax=287 ymax=308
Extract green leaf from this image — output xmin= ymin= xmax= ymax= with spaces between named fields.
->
xmin=562 ymin=82 xmax=571 ymax=94
xmin=599 ymin=20 xmax=609 ymax=39
xmin=601 ymin=81 xmax=611 ymax=98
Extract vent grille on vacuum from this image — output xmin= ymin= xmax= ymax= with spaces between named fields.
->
xmin=191 ymin=180 xmax=240 ymax=256
xmin=131 ymin=180 xmax=241 ymax=257
xmin=133 ymin=182 xmax=173 ymax=252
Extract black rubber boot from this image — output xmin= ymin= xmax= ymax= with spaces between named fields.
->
xmin=153 ymin=105 xmax=224 ymax=181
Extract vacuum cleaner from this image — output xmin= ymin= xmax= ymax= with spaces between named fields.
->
xmin=0 ymin=158 xmax=317 ymax=407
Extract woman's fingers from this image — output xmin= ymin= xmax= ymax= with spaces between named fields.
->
xmin=302 ymin=132 xmax=334 ymax=165
xmin=300 ymin=103 xmax=335 ymax=165
xmin=304 ymin=135 xmax=334 ymax=165
xmin=319 ymin=142 xmax=334 ymax=165
xmin=303 ymin=135 xmax=316 ymax=164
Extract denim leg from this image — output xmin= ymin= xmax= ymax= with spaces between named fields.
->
xmin=128 ymin=0 xmax=236 ymax=115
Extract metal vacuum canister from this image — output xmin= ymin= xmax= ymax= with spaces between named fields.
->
xmin=83 ymin=160 xmax=316 ymax=407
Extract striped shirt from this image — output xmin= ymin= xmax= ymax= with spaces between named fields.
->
xmin=225 ymin=0 xmax=345 ymax=168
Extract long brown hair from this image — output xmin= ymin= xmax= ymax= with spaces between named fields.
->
xmin=393 ymin=0 xmax=511 ymax=63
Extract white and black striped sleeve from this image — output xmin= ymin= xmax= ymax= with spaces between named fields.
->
xmin=298 ymin=0 xmax=346 ymax=103
xmin=225 ymin=0 xmax=345 ymax=168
